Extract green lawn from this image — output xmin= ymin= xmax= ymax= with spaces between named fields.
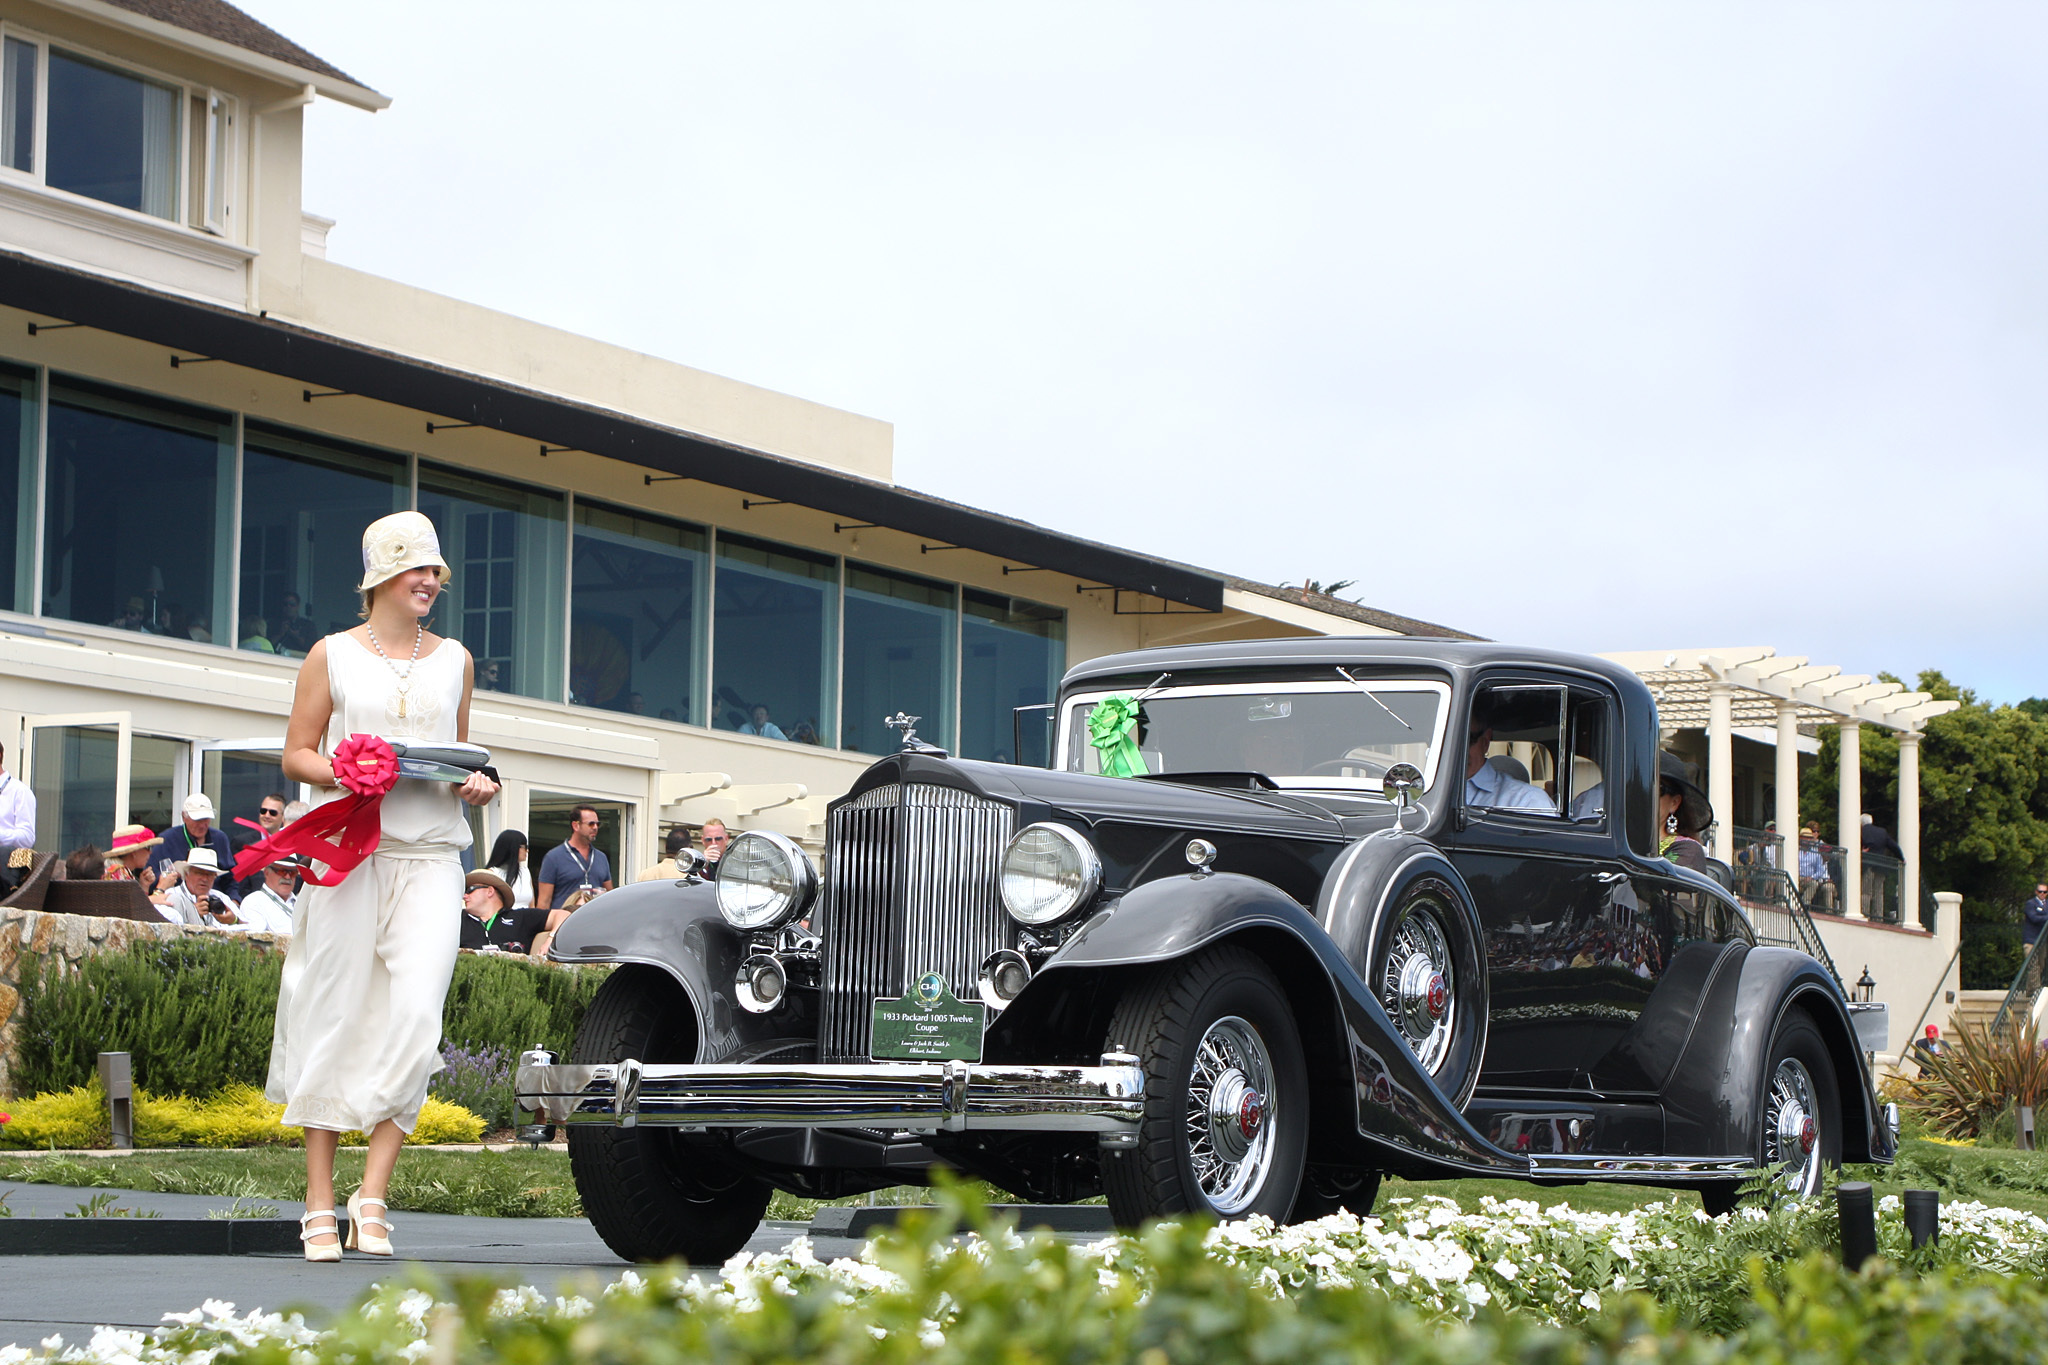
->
xmin=0 ymin=1139 xmax=2040 ymax=1224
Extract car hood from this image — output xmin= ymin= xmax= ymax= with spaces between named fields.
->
xmin=839 ymin=752 xmax=1370 ymax=841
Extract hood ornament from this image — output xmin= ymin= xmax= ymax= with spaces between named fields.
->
xmin=885 ymin=712 xmax=948 ymax=757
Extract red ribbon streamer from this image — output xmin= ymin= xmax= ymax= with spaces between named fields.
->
xmin=231 ymin=734 xmax=400 ymax=887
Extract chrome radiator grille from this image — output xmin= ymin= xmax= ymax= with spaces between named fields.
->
xmin=818 ymin=782 xmax=1016 ymax=1063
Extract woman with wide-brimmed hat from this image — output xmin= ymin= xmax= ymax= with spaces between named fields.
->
xmin=267 ymin=511 xmax=499 ymax=1263
xmin=1656 ymin=752 xmax=1714 ymax=874
xmin=104 ymin=824 xmax=161 ymax=884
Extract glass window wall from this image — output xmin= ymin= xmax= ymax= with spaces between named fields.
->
xmin=570 ymin=502 xmax=707 ymax=723
xmin=29 ymin=724 xmax=116 ymax=857
xmin=47 ymin=49 xmax=180 ymax=219
xmin=0 ymin=362 xmax=35 ymax=614
xmin=842 ymin=563 xmax=955 ymax=755
xmin=960 ymin=590 xmax=1065 ymax=763
xmin=712 ymin=533 xmax=837 ymax=746
xmin=418 ymin=464 xmax=566 ymax=702
xmin=42 ymin=377 xmax=232 ymax=639
xmin=239 ymin=423 xmax=408 ymax=655
xmin=2 ymin=37 xmax=34 ymax=175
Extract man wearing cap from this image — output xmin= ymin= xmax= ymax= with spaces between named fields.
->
xmin=151 ymin=794 xmax=235 ymax=885
xmin=159 ymin=847 xmax=241 ymax=928
xmin=460 ymin=870 xmax=547 ymax=954
xmin=238 ymin=857 xmax=302 ymax=934
xmin=1797 ymin=824 xmax=1836 ymax=911
xmin=0 ymin=742 xmax=35 ymax=892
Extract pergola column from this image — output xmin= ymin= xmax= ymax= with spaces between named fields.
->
xmin=1774 ymin=702 xmax=1800 ymax=874
xmin=1899 ymin=731 xmax=1921 ymax=925
xmin=1838 ymin=720 xmax=1863 ymax=919
xmin=1707 ymin=681 xmax=1735 ymax=864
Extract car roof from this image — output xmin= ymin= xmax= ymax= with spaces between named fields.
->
xmin=1060 ymin=636 xmax=1648 ymax=698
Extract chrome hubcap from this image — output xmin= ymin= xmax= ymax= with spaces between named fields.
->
xmin=1380 ymin=898 xmax=1456 ymax=1073
xmin=1764 ymin=1058 xmax=1823 ymax=1195
xmin=1186 ymin=1016 xmax=1277 ymax=1215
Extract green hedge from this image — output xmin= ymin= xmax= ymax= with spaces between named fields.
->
xmin=10 ymin=936 xmax=607 ymax=1099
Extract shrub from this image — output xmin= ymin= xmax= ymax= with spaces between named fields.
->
xmin=10 ymin=933 xmax=608 ymax=1099
xmin=0 ymin=1081 xmax=483 ymax=1149
xmin=1901 ymin=1017 xmax=2048 ymax=1141
xmin=11 ymin=938 xmax=282 ymax=1098
xmin=430 ymin=1043 xmax=517 ymax=1130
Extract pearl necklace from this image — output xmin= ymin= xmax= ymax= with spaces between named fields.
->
xmin=364 ymin=622 xmax=425 ymax=718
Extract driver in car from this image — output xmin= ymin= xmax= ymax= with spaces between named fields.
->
xmin=1463 ymin=708 xmax=1555 ymax=813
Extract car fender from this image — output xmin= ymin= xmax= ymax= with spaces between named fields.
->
xmin=546 ymin=877 xmax=813 ymax=1063
xmin=1027 ymin=870 xmax=1528 ymax=1178
xmin=1661 ymin=945 xmax=1887 ymax=1162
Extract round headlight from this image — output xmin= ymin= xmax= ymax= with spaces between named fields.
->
xmin=715 ymin=831 xmax=819 ymax=931
xmin=999 ymin=823 xmax=1102 ymax=926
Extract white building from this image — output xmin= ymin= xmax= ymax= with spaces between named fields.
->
xmin=0 ymin=0 xmax=1465 ymax=875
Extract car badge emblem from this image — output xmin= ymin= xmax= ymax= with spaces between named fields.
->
xmin=885 ymin=712 xmax=922 ymax=748
xmin=914 ymin=972 xmax=947 ymax=1008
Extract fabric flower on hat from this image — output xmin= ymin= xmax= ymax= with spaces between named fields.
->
xmin=356 ymin=510 xmax=451 ymax=592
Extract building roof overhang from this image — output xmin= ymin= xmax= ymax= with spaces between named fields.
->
xmin=41 ymin=0 xmax=388 ymax=109
xmin=0 ymin=250 xmax=1233 ymax=610
xmin=1599 ymin=647 xmax=1961 ymax=734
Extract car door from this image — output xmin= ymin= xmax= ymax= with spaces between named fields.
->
xmin=1445 ymin=679 xmax=1654 ymax=1091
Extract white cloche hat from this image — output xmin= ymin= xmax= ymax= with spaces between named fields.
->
xmin=357 ymin=511 xmax=452 ymax=593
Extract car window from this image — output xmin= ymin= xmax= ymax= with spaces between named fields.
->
xmin=1060 ymin=680 xmax=1449 ymax=795
xmin=1463 ymin=684 xmax=1564 ymax=816
xmin=1562 ymin=692 xmax=1610 ymax=824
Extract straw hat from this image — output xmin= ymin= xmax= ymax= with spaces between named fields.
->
xmin=464 ymin=869 xmax=514 ymax=911
xmin=181 ymin=847 xmax=225 ymax=878
xmin=356 ymin=511 xmax=451 ymax=593
xmin=107 ymin=824 xmax=162 ymax=859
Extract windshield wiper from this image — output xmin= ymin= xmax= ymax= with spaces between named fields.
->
xmin=1334 ymin=667 xmax=1414 ymax=730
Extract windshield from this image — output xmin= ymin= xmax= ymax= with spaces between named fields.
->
xmin=1060 ymin=679 xmax=1449 ymax=795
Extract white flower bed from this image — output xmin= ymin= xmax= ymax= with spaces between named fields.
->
xmin=10 ymin=1194 xmax=2048 ymax=1361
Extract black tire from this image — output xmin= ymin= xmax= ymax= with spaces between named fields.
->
xmin=567 ymin=968 xmax=772 ymax=1263
xmin=1701 ymin=1009 xmax=1842 ymax=1215
xmin=1289 ymin=1167 xmax=1382 ymax=1223
xmin=1364 ymin=860 xmax=1487 ymax=1107
xmin=1102 ymin=946 xmax=1309 ymax=1227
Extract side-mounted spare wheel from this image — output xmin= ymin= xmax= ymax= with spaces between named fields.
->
xmin=1363 ymin=855 xmax=1488 ymax=1108
xmin=566 ymin=966 xmax=772 ymax=1263
xmin=1102 ymin=945 xmax=1310 ymax=1226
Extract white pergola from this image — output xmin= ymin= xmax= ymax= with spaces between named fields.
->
xmin=1599 ymin=648 xmax=1959 ymax=920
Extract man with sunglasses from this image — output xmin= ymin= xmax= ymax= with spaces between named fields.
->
xmin=233 ymin=793 xmax=290 ymax=898
xmin=698 ymin=819 xmax=730 ymax=880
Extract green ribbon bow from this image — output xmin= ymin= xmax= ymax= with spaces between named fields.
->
xmin=1087 ymin=694 xmax=1150 ymax=778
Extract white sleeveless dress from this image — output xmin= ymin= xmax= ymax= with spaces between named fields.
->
xmin=266 ymin=632 xmax=473 ymax=1134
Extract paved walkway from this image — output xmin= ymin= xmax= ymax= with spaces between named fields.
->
xmin=0 ymin=1181 xmax=831 ymax=1351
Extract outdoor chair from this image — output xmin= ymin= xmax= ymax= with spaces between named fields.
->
xmin=0 ymin=852 xmax=56 ymax=911
xmin=42 ymin=878 xmax=164 ymax=922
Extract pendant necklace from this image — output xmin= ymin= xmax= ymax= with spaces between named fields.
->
xmin=365 ymin=622 xmax=425 ymax=718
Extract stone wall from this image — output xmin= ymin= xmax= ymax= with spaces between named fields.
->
xmin=0 ymin=910 xmax=290 ymax=1096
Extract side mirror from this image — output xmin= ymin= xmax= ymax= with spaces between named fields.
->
xmin=1383 ymin=763 xmax=1425 ymax=835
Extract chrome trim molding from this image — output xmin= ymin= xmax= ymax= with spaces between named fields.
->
xmin=1525 ymin=1153 xmax=1761 ymax=1181
xmin=516 ymin=1054 xmax=1145 ymax=1141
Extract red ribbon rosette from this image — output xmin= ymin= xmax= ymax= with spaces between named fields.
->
xmin=231 ymin=734 xmax=399 ymax=888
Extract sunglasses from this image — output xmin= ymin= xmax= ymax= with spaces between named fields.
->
xmin=702 ymin=834 xmax=729 ymax=843
xmin=260 ymin=807 xmax=283 ymax=817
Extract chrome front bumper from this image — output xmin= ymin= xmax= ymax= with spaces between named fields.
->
xmin=514 ymin=1049 xmax=1146 ymax=1148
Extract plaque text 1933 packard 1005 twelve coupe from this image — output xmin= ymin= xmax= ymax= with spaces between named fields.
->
xmin=516 ymin=639 xmax=1895 ymax=1263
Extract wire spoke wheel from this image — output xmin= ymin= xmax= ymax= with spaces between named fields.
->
xmin=1377 ymin=895 xmax=1456 ymax=1075
xmin=1182 ymin=1015 xmax=1277 ymax=1216
xmin=1762 ymin=1056 xmax=1824 ymax=1196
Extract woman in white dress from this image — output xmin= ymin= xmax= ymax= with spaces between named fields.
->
xmin=270 ymin=511 xmax=499 ymax=1261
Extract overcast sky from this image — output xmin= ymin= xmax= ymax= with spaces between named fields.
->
xmin=257 ymin=2 xmax=2046 ymax=703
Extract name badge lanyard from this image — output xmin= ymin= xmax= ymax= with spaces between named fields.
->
xmin=566 ymin=843 xmax=596 ymax=892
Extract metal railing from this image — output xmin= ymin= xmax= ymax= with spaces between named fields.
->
xmin=1989 ymin=932 xmax=2048 ymax=1038
xmin=1727 ymin=822 xmax=1935 ymax=932
xmin=1734 ymin=864 xmax=1842 ymax=991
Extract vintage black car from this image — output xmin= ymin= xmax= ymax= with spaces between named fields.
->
xmin=517 ymin=638 xmax=1895 ymax=1263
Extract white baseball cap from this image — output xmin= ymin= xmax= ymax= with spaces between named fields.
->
xmin=181 ymin=793 xmax=216 ymax=820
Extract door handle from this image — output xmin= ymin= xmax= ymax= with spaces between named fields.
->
xmin=1592 ymin=871 xmax=1629 ymax=885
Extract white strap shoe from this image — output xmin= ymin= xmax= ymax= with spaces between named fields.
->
xmin=346 ymin=1189 xmax=394 ymax=1256
xmin=300 ymin=1209 xmax=341 ymax=1263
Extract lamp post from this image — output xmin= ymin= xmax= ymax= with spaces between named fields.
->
xmin=1855 ymin=966 xmax=1876 ymax=1004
